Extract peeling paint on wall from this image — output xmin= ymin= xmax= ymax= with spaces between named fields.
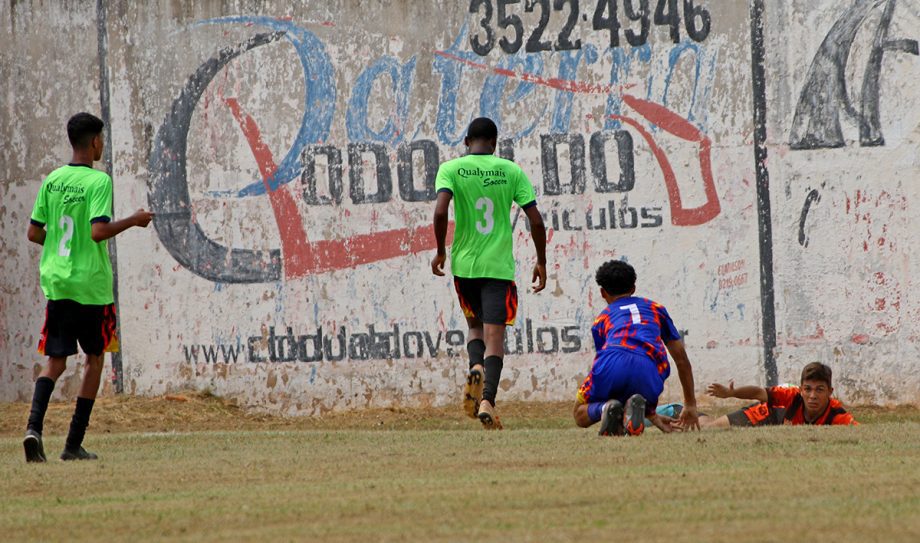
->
xmin=2 ymin=1 xmax=918 ymax=411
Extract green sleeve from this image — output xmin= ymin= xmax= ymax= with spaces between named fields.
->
xmin=89 ymin=175 xmax=114 ymax=223
xmin=434 ymin=162 xmax=454 ymax=194
xmin=30 ymin=183 xmax=47 ymax=225
xmin=513 ymin=167 xmax=536 ymax=207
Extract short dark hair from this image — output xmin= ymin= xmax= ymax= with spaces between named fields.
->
xmin=801 ymin=362 xmax=833 ymax=387
xmin=67 ymin=112 xmax=104 ymax=148
xmin=595 ymin=260 xmax=636 ymax=296
xmin=466 ymin=117 xmax=498 ymax=142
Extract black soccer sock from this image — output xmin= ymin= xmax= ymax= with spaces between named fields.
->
xmin=467 ymin=339 xmax=486 ymax=371
xmin=26 ymin=377 xmax=56 ymax=435
xmin=482 ymin=355 xmax=503 ymax=406
xmin=65 ymin=397 xmax=96 ymax=451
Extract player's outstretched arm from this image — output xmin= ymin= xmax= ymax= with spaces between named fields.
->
xmin=664 ymin=338 xmax=700 ymax=431
xmin=648 ymin=412 xmax=676 ymax=433
xmin=523 ymin=205 xmax=546 ymax=292
xmin=431 ymin=191 xmax=451 ymax=276
xmin=706 ymin=380 xmax=768 ymax=402
xmin=27 ymin=223 xmax=46 ymax=246
xmin=91 ymin=209 xmax=154 ymax=242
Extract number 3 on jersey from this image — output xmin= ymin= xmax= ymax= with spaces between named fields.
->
xmin=620 ymin=303 xmax=642 ymax=324
xmin=58 ymin=215 xmax=74 ymax=257
xmin=475 ymin=197 xmax=494 ymax=235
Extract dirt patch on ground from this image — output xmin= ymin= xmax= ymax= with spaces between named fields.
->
xmin=2 ymin=392 xmax=917 ymax=437
xmin=0 ymin=391 xmax=573 ymax=436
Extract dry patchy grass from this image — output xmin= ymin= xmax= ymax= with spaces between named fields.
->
xmin=2 ymin=391 xmax=917 ymax=436
xmin=1 ymin=394 xmax=919 ymax=542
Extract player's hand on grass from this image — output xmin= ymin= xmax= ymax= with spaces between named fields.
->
xmin=707 ymin=380 xmax=734 ymax=399
xmin=132 ymin=209 xmax=154 ymax=227
xmin=677 ymin=405 xmax=701 ymax=431
xmin=531 ymin=263 xmax=546 ymax=293
xmin=650 ymin=413 xmax=676 ymax=433
xmin=431 ymin=252 xmax=446 ymax=276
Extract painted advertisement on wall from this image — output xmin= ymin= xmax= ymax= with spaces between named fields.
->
xmin=5 ymin=1 xmax=915 ymax=409
xmin=102 ymin=0 xmax=762 ymax=412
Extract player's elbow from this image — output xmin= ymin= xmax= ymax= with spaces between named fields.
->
xmin=674 ymin=356 xmax=693 ymax=372
xmin=91 ymin=228 xmax=106 ymax=243
xmin=432 ymin=210 xmax=449 ymax=224
xmin=528 ymin=212 xmax=545 ymax=230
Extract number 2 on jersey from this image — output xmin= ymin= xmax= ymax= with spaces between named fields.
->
xmin=58 ymin=215 xmax=74 ymax=257
xmin=475 ymin=197 xmax=495 ymax=235
xmin=620 ymin=303 xmax=642 ymax=324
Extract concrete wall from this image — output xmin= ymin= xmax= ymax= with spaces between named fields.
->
xmin=1 ymin=1 xmax=107 ymax=400
xmin=1 ymin=0 xmax=918 ymax=411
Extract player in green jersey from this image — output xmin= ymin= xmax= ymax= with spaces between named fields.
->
xmin=23 ymin=112 xmax=153 ymax=462
xmin=431 ymin=117 xmax=547 ymax=429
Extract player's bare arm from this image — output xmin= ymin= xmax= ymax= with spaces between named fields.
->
xmin=90 ymin=209 xmax=154 ymax=243
xmin=707 ymin=380 xmax=768 ymax=402
xmin=430 ymin=191 xmax=452 ymax=276
xmin=664 ymin=338 xmax=700 ymax=431
xmin=27 ymin=223 xmax=46 ymax=245
xmin=523 ymin=205 xmax=546 ymax=292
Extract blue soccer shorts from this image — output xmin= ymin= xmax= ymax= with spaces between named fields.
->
xmin=576 ymin=349 xmax=666 ymax=417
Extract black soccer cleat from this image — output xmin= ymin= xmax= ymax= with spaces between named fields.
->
xmin=624 ymin=394 xmax=647 ymax=436
xmin=23 ymin=429 xmax=47 ymax=463
xmin=60 ymin=446 xmax=98 ymax=461
xmin=597 ymin=399 xmax=625 ymax=436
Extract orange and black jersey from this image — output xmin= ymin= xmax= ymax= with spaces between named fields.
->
xmin=767 ymin=386 xmax=857 ymax=426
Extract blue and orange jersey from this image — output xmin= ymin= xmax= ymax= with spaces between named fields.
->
xmin=591 ymin=296 xmax=681 ymax=375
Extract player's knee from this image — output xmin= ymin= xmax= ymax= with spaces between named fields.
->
xmin=573 ymin=405 xmax=592 ymax=428
xmin=85 ymin=355 xmax=104 ymax=372
xmin=44 ymin=357 xmax=67 ymax=379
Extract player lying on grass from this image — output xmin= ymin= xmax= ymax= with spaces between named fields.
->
xmin=700 ymin=362 xmax=857 ymax=428
xmin=431 ymin=117 xmax=546 ymax=430
xmin=573 ymin=260 xmax=700 ymax=436
xmin=23 ymin=112 xmax=154 ymax=462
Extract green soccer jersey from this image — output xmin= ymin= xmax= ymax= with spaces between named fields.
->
xmin=435 ymin=154 xmax=537 ymax=281
xmin=30 ymin=164 xmax=115 ymax=305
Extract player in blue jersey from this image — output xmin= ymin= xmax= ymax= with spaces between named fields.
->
xmin=573 ymin=260 xmax=700 ymax=435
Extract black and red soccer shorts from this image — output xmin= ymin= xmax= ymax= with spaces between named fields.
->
xmin=453 ymin=277 xmax=518 ymax=326
xmin=38 ymin=299 xmax=119 ymax=357
xmin=726 ymin=402 xmax=784 ymax=427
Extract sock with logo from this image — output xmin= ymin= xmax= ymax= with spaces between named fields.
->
xmin=588 ymin=401 xmax=607 ymax=423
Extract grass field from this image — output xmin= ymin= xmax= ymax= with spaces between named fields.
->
xmin=1 ymin=394 xmax=919 ymax=542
